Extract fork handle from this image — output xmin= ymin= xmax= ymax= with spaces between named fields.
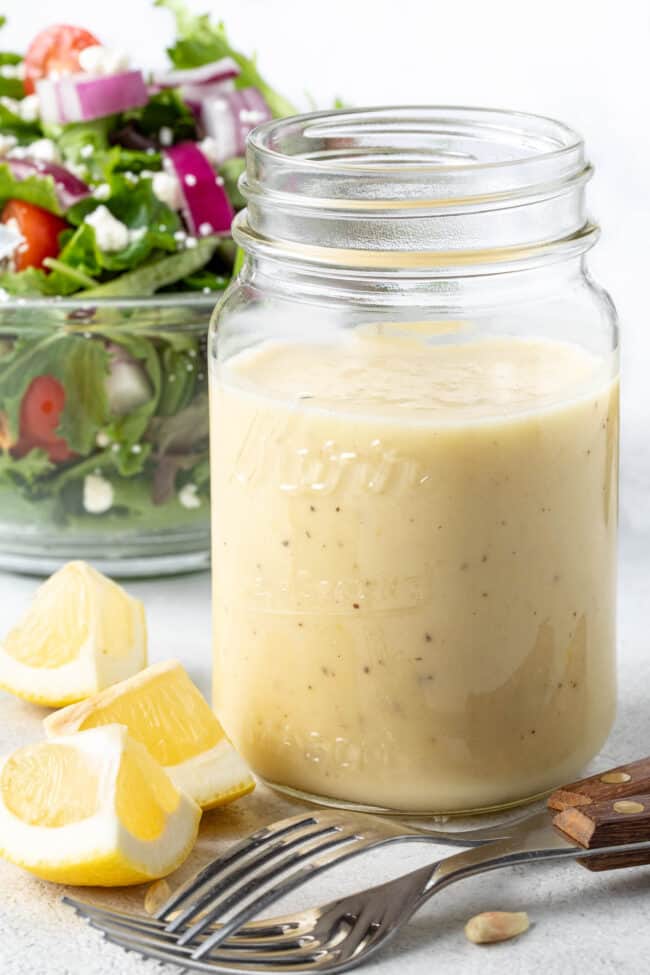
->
xmin=553 ymin=791 xmax=650 ymax=871
xmin=548 ymin=756 xmax=650 ymax=811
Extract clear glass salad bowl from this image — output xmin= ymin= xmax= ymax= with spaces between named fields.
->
xmin=0 ymin=292 xmax=215 ymax=576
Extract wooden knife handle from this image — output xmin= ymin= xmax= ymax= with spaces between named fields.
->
xmin=548 ymin=756 xmax=650 ymax=812
xmin=553 ymin=792 xmax=650 ymax=871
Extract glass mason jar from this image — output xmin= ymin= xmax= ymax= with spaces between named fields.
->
xmin=209 ymin=107 xmax=619 ymax=814
xmin=0 ymin=294 xmax=214 ymax=577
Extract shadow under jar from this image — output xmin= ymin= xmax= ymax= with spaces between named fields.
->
xmin=209 ymin=107 xmax=619 ymax=814
xmin=0 ymin=294 xmax=214 ymax=576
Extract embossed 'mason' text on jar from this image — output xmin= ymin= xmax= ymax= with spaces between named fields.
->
xmin=209 ymin=107 xmax=619 ymax=814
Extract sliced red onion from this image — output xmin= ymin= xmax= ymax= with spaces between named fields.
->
xmin=6 ymin=158 xmax=90 ymax=210
xmin=164 ymin=142 xmax=234 ymax=236
xmin=37 ymin=70 xmax=148 ymax=125
xmin=179 ymin=78 xmax=235 ymax=103
xmin=152 ymin=57 xmax=239 ymax=89
xmin=199 ymin=87 xmax=272 ymax=165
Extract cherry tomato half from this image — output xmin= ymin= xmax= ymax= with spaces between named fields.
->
xmin=2 ymin=199 xmax=68 ymax=272
xmin=23 ymin=24 xmax=100 ymax=95
xmin=15 ymin=375 xmax=74 ymax=463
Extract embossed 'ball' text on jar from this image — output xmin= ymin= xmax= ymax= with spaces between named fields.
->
xmin=209 ymin=107 xmax=619 ymax=814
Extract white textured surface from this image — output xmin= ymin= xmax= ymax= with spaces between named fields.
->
xmin=1 ymin=2 xmax=649 ymax=970
xmin=0 ymin=533 xmax=649 ymax=974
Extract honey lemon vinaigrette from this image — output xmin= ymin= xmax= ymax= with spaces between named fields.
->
xmin=210 ymin=329 xmax=618 ymax=813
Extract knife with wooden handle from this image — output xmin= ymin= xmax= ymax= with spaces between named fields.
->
xmin=545 ymin=758 xmax=650 ymax=871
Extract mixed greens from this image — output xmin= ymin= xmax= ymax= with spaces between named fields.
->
xmin=0 ymin=2 xmax=295 ymax=546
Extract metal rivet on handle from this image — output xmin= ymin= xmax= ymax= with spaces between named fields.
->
xmin=613 ymin=800 xmax=645 ymax=815
xmin=600 ymin=771 xmax=632 ymax=784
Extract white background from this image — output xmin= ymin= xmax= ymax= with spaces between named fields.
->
xmin=3 ymin=0 xmax=650 ymax=530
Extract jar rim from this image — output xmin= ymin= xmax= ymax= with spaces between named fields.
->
xmin=249 ymin=105 xmax=583 ymax=181
xmin=237 ymin=106 xmax=595 ymax=274
xmin=244 ymin=105 xmax=589 ymax=212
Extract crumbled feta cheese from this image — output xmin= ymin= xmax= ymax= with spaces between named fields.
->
xmin=124 ymin=170 xmax=139 ymax=186
xmin=178 ymin=483 xmax=201 ymax=510
xmin=0 ymin=134 xmax=16 ymax=157
xmin=78 ymin=45 xmax=130 ymax=77
xmin=83 ymin=474 xmax=114 ymax=514
xmin=0 ymin=64 xmax=23 ymax=80
xmin=184 ymin=173 xmax=197 ymax=188
xmin=0 ymin=96 xmax=19 ymax=114
xmin=173 ymin=230 xmax=187 ymax=243
xmin=241 ymin=108 xmax=266 ymax=125
xmin=0 ymin=287 xmax=10 ymax=301
xmin=198 ymin=137 xmax=222 ymax=168
xmin=26 ymin=138 xmax=61 ymax=164
xmin=105 ymin=354 xmax=152 ymax=415
xmin=159 ymin=126 xmax=173 ymax=147
xmin=152 ymin=170 xmax=183 ymax=210
xmin=4 ymin=217 xmax=23 ymax=241
xmin=84 ymin=206 xmax=130 ymax=252
xmin=198 ymin=221 xmax=214 ymax=237
xmin=185 ymin=236 xmax=197 ymax=249
xmin=17 ymin=94 xmax=39 ymax=122
xmin=93 ymin=183 xmax=111 ymax=201
xmin=95 ymin=431 xmax=111 ymax=448
xmin=80 ymin=144 xmax=94 ymax=159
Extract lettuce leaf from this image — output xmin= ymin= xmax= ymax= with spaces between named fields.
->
xmin=47 ymin=118 xmax=113 ymax=176
xmin=103 ymin=146 xmax=163 ymax=175
xmin=79 ymin=236 xmax=222 ymax=296
xmin=0 ymin=76 xmax=24 ymax=99
xmin=119 ymin=89 xmax=198 ymax=145
xmin=0 ymin=266 xmax=63 ymax=296
xmin=219 ymin=156 xmax=246 ymax=210
xmin=0 ymin=447 xmax=54 ymax=488
xmin=156 ymin=0 xmax=297 ymax=118
xmin=0 ymin=103 xmax=41 ymax=143
xmin=0 ymin=160 xmax=62 ymax=213
xmin=0 ymin=332 xmax=110 ymax=452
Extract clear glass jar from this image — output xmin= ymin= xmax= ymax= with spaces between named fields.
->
xmin=0 ymin=294 xmax=214 ymax=577
xmin=209 ymin=107 xmax=619 ymax=814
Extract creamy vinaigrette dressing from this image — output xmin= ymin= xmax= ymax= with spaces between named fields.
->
xmin=210 ymin=332 xmax=618 ymax=812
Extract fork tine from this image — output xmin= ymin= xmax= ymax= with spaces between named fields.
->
xmin=330 ymin=907 xmax=383 ymax=965
xmin=102 ymin=931 xmax=222 ymax=973
xmin=104 ymin=930 xmax=332 ymax=972
xmin=167 ymin=821 xmax=342 ymax=933
xmin=192 ymin=836 xmax=373 ymax=960
xmin=92 ymin=915 xmax=326 ymax=964
xmin=65 ymin=896 xmax=319 ymax=951
xmin=81 ymin=906 xmax=316 ymax=955
xmin=156 ymin=812 xmax=323 ymax=921
xmin=178 ymin=829 xmax=361 ymax=948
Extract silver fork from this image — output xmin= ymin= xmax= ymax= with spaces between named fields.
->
xmin=63 ymin=806 xmax=521 ymax=965
xmin=66 ymin=808 xmax=650 ymax=973
xmin=155 ymin=808 xmax=518 ymax=943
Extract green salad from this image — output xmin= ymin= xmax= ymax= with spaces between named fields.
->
xmin=0 ymin=1 xmax=295 ymax=552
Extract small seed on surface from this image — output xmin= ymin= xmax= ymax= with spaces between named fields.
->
xmin=144 ymin=878 xmax=171 ymax=915
xmin=464 ymin=910 xmax=529 ymax=945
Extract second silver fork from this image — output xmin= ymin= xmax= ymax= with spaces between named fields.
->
xmin=64 ymin=806 xmax=523 ymax=966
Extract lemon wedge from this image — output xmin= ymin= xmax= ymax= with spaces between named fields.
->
xmin=0 ymin=725 xmax=200 ymax=885
xmin=0 ymin=561 xmax=146 ymax=707
xmin=45 ymin=659 xmax=255 ymax=810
